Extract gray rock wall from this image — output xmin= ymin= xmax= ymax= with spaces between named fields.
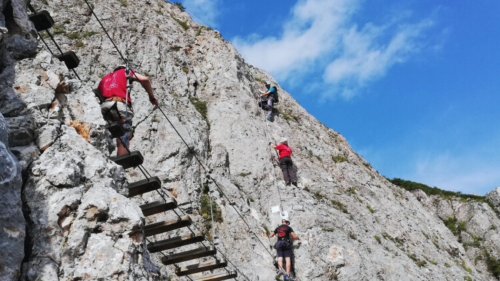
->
xmin=0 ymin=1 xmax=37 ymax=280
xmin=1 ymin=0 xmax=500 ymax=280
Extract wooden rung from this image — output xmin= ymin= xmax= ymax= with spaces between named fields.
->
xmin=144 ymin=215 xmax=191 ymax=237
xmin=110 ymin=151 xmax=144 ymax=169
xmin=193 ymin=271 xmax=237 ymax=281
xmin=148 ymin=232 xmax=204 ymax=253
xmin=55 ymin=51 xmax=80 ymax=70
xmin=176 ymin=259 xmax=227 ymax=276
xmin=106 ymin=122 xmax=125 ymax=138
xmin=162 ymin=246 xmax=216 ymax=265
xmin=29 ymin=10 xmax=54 ymax=31
xmin=140 ymin=199 xmax=177 ymax=216
xmin=127 ymin=177 xmax=161 ymax=198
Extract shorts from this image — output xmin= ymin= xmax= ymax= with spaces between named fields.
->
xmin=100 ymin=101 xmax=134 ymax=147
xmin=275 ymin=240 xmax=292 ymax=258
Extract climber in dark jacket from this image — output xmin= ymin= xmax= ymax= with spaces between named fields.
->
xmin=98 ymin=66 xmax=158 ymax=156
xmin=271 ymin=138 xmax=297 ymax=186
xmin=269 ymin=219 xmax=300 ymax=280
xmin=259 ymin=81 xmax=277 ymax=121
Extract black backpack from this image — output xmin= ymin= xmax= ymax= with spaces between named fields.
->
xmin=271 ymin=86 xmax=279 ymax=103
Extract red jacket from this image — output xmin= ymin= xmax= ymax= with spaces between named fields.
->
xmin=98 ymin=69 xmax=135 ymax=103
xmin=275 ymin=144 xmax=292 ymax=159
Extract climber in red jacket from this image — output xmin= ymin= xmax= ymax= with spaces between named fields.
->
xmin=271 ymin=138 xmax=298 ymax=186
xmin=98 ymin=66 xmax=158 ymax=156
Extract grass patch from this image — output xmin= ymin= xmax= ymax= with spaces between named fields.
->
xmin=263 ymin=225 xmax=270 ymax=236
xmin=182 ymin=66 xmax=189 ymax=73
xmin=314 ymin=191 xmax=324 ymax=200
xmin=407 ymin=253 xmax=427 ymax=267
xmin=75 ymin=40 xmax=84 ymax=48
xmin=382 ymin=232 xmax=393 ymax=241
xmin=332 ymin=155 xmax=347 ymax=163
xmin=464 ymin=276 xmax=472 ymax=281
xmin=330 ymin=200 xmax=348 ymax=213
xmin=366 ymin=205 xmax=374 ymax=213
xmin=118 ymin=0 xmax=127 ymax=6
xmin=278 ymin=109 xmax=298 ymax=123
xmin=188 ymin=97 xmax=208 ymax=120
xmin=348 ymin=231 xmax=356 ymax=240
xmin=82 ymin=31 xmax=98 ymax=37
xmin=200 ymin=194 xmax=223 ymax=239
xmin=173 ymin=17 xmax=189 ymax=30
xmin=53 ymin=24 xmax=66 ymax=35
xmin=374 ymin=235 xmax=381 ymax=244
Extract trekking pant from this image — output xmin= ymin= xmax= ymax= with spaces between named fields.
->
xmin=267 ymin=97 xmax=274 ymax=118
xmin=279 ymin=157 xmax=297 ymax=184
xmin=100 ymin=101 xmax=134 ymax=147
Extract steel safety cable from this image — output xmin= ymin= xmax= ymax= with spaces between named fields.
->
xmin=155 ymin=104 xmax=276 ymax=261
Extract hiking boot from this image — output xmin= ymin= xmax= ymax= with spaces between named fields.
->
xmin=285 ymin=182 xmax=291 ymax=186
xmin=292 ymin=181 xmax=297 ymax=186
xmin=275 ymin=269 xmax=285 ymax=280
xmin=267 ymin=116 xmax=272 ymax=121
xmin=284 ymin=275 xmax=290 ymax=281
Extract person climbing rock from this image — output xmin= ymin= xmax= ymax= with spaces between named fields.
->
xmin=271 ymin=138 xmax=298 ymax=186
xmin=270 ymin=219 xmax=300 ymax=280
xmin=99 ymin=65 xmax=158 ymax=156
xmin=259 ymin=81 xmax=277 ymax=121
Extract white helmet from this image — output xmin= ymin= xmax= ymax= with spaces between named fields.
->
xmin=114 ymin=65 xmax=126 ymax=71
xmin=280 ymin=137 xmax=288 ymax=144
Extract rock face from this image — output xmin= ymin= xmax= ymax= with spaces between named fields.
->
xmin=1 ymin=0 xmax=500 ymax=281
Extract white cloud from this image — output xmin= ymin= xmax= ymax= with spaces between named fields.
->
xmin=232 ymin=0 xmax=435 ymax=99
xmin=181 ymin=0 xmax=221 ymax=28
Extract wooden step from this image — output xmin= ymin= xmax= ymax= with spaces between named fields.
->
xmin=140 ymin=199 xmax=177 ymax=216
xmin=55 ymin=51 xmax=80 ymax=70
xmin=148 ymin=232 xmax=204 ymax=253
xmin=29 ymin=10 xmax=54 ymax=31
xmin=127 ymin=177 xmax=161 ymax=198
xmin=144 ymin=215 xmax=191 ymax=237
xmin=110 ymin=151 xmax=144 ymax=169
xmin=193 ymin=271 xmax=237 ymax=281
xmin=106 ymin=122 xmax=125 ymax=138
xmin=176 ymin=259 xmax=227 ymax=276
xmin=162 ymin=246 xmax=216 ymax=265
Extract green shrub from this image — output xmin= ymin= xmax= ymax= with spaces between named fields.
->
xmin=174 ymin=2 xmax=185 ymax=12
xmin=464 ymin=276 xmax=472 ymax=281
xmin=485 ymin=251 xmax=500 ymax=278
xmin=374 ymin=235 xmax=381 ymax=243
xmin=332 ymin=155 xmax=347 ymax=163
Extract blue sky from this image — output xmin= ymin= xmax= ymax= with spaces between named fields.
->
xmin=179 ymin=0 xmax=500 ymax=195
